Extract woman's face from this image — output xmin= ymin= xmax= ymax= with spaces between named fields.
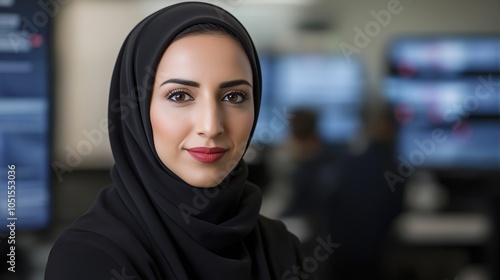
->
xmin=150 ymin=34 xmax=254 ymax=188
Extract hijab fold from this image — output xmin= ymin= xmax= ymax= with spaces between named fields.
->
xmin=106 ymin=2 xmax=270 ymax=279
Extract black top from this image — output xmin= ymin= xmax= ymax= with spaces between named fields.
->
xmin=45 ymin=2 xmax=308 ymax=279
xmin=45 ymin=187 xmax=305 ymax=279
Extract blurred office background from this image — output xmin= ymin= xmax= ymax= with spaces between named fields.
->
xmin=1 ymin=0 xmax=500 ymax=279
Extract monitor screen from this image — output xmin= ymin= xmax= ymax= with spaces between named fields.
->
xmin=0 ymin=1 xmax=52 ymax=229
xmin=252 ymin=54 xmax=364 ymax=144
xmin=385 ymin=36 xmax=500 ymax=171
xmin=388 ymin=36 xmax=500 ymax=77
xmin=397 ymin=121 xmax=500 ymax=170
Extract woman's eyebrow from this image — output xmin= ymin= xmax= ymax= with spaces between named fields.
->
xmin=160 ymin=78 xmax=252 ymax=88
xmin=160 ymin=78 xmax=200 ymax=87
xmin=219 ymin=79 xmax=252 ymax=89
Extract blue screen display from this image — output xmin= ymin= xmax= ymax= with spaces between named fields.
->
xmin=252 ymin=54 xmax=365 ymax=144
xmin=385 ymin=36 xmax=500 ymax=170
xmin=388 ymin=37 xmax=500 ymax=76
xmin=0 ymin=1 xmax=52 ymax=229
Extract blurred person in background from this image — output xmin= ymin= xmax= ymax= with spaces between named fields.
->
xmin=280 ymin=108 xmax=340 ymax=278
xmin=324 ymin=103 xmax=405 ymax=280
xmin=281 ymin=108 xmax=339 ymax=220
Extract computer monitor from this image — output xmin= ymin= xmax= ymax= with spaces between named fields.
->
xmin=385 ymin=36 xmax=500 ymax=171
xmin=387 ymin=36 xmax=500 ymax=77
xmin=252 ymin=53 xmax=365 ymax=144
xmin=0 ymin=1 xmax=52 ymax=229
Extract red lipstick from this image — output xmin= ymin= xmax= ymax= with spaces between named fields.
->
xmin=187 ymin=147 xmax=227 ymax=163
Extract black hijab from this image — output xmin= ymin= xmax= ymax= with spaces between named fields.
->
xmin=106 ymin=2 xmax=273 ymax=279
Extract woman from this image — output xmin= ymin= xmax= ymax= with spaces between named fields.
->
xmin=45 ymin=2 xmax=311 ymax=279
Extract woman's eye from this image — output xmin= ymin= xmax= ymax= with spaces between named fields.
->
xmin=223 ymin=92 xmax=247 ymax=104
xmin=167 ymin=92 xmax=193 ymax=103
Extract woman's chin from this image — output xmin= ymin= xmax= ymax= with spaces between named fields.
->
xmin=181 ymin=173 xmax=226 ymax=188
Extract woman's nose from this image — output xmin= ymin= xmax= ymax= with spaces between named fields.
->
xmin=195 ymin=98 xmax=224 ymax=139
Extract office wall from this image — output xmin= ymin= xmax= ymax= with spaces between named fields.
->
xmin=52 ymin=0 xmax=500 ymax=169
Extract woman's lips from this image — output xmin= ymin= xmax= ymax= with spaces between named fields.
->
xmin=186 ymin=147 xmax=227 ymax=163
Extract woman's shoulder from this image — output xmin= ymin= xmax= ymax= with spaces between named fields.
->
xmin=257 ymin=215 xmax=302 ymax=251
xmin=256 ymin=216 xmax=303 ymax=260
xmin=257 ymin=215 xmax=295 ymax=238
xmin=256 ymin=216 xmax=319 ymax=280
xmin=45 ymin=188 xmax=154 ymax=279
xmin=45 ymin=230 xmax=139 ymax=280
xmin=258 ymin=215 xmax=298 ymax=235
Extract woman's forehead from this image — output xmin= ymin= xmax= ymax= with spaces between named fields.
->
xmin=155 ymin=34 xmax=253 ymax=82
